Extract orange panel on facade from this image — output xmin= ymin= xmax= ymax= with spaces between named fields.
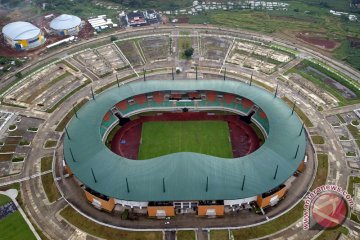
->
xmin=257 ymin=187 xmax=287 ymax=208
xmin=65 ymin=165 xmax=73 ymax=176
xmin=297 ymin=160 xmax=305 ymax=172
xmin=84 ymin=190 xmax=115 ymax=212
xmin=197 ymin=205 xmax=224 ymax=216
xmin=147 ymin=206 xmax=175 ymax=217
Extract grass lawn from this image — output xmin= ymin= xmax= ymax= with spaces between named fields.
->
xmin=44 ymin=140 xmax=57 ymax=148
xmin=347 ymin=176 xmax=360 ymax=197
xmin=41 ymin=156 xmax=53 ymax=172
xmin=311 ymin=154 xmax=328 ymax=191
xmin=178 ymin=36 xmax=192 ymax=59
xmin=210 ymin=230 xmax=229 ymax=240
xmin=0 ymin=211 xmax=36 ymax=240
xmin=0 ymin=194 xmax=36 ymax=240
xmin=0 ymin=183 xmax=49 ymax=240
xmin=0 ymin=194 xmax=12 ymax=206
xmin=177 ymin=230 xmax=196 ymax=240
xmin=231 ymin=202 xmax=304 ymax=239
xmin=311 ymin=135 xmax=325 ymax=145
xmin=41 ymin=173 xmax=60 ymax=203
xmin=282 ymin=97 xmax=314 ymax=127
xmin=347 ymin=124 xmax=360 ymax=140
xmin=336 ymin=114 xmax=346 ymax=124
xmin=351 ymin=213 xmax=360 ymax=224
xmin=138 ymin=121 xmax=233 ymax=159
xmin=60 ymin=206 xmax=162 ymax=240
xmin=285 ymin=60 xmax=360 ymax=106
xmin=315 ymin=226 xmax=349 ymax=240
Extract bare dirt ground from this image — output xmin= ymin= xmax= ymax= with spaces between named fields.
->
xmin=296 ymin=32 xmax=340 ymax=51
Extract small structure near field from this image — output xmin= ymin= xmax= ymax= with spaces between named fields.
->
xmin=125 ymin=10 xmax=160 ymax=27
xmin=50 ymin=14 xmax=82 ymax=36
xmin=2 ymin=22 xmax=46 ymax=50
xmin=88 ymin=15 xmax=114 ymax=31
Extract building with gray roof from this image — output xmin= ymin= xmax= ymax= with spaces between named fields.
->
xmin=2 ymin=21 xmax=45 ymax=50
xmin=50 ymin=14 xmax=82 ymax=36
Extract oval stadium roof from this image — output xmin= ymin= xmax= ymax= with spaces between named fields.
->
xmin=2 ymin=21 xmax=40 ymax=40
xmin=64 ymin=80 xmax=306 ymax=202
xmin=50 ymin=14 xmax=81 ymax=31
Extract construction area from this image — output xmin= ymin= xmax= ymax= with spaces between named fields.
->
xmin=3 ymin=60 xmax=89 ymax=112
xmin=75 ymin=44 xmax=128 ymax=77
xmin=226 ymin=40 xmax=294 ymax=74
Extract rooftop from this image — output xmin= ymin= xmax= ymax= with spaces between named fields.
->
xmin=50 ymin=14 xmax=81 ymax=30
xmin=2 ymin=21 xmax=41 ymax=40
xmin=64 ymin=80 xmax=306 ymax=202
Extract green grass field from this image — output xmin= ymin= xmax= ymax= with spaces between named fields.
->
xmin=0 ymin=195 xmax=36 ymax=240
xmin=138 ymin=121 xmax=233 ymax=159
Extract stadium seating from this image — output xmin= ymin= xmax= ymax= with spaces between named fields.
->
xmin=252 ymin=109 xmax=269 ymax=134
xmin=107 ymin=91 xmax=272 ymax=136
xmin=100 ymin=111 xmax=119 ymax=138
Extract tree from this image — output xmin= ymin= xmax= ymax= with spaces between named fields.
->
xmin=15 ymin=71 xmax=22 ymax=79
xmin=110 ymin=36 xmax=118 ymax=42
xmin=184 ymin=47 xmax=194 ymax=59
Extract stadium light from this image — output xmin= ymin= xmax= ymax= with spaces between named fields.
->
xmin=172 ymin=67 xmax=174 ymax=80
xmin=143 ymin=68 xmax=146 ymax=81
xmin=126 ymin=178 xmax=130 ymax=193
xmin=223 ymin=67 xmax=226 ymax=81
xmin=206 ymin=176 xmax=208 ymax=192
xmin=73 ymin=104 xmax=78 ymax=119
xmin=163 ymin=178 xmax=166 ymax=193
xmin=273 ymin=164 xmax=279 ymax=180
xmin=116 ymin=74 xmax=120 ymax=87
xmin=291 ymin=102 xmax=296 ymax=115
xmin=294 ymin=144 xmax=300 ymax=159
xmin=241 ymin=175 xmax=245 ymax=191
xmin=195 ymin=66 xmax=198 ymax=80
xmin=64 ymin=126 xmax=71 ymax=140
xmin=299 ymin=122 xmax=305 ymax=136
xmin=250 ymin=72 xmax=253 ymax=86
xmin=91 ymin=168 xmax=97 ymax=183
xmin=91 ymin=86 xmax=95 ymax=100
xmin=70 ymin=148 xmax=76 ymax=162
xmin=274 ymin=84 xmax=278 ymax=98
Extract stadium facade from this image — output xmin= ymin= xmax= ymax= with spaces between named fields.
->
xmin=50 ymin=14 xmax=82 ymax=36
xmin=63 ymin=80 xmax=307 ymax=218
xmin=2 ymin=21 xmax=46 ymax=50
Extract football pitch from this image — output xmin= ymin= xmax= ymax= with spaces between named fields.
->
xmin=138 ymin=121 xmax=233 ymax=159
xmin=0 ymin=195 xmax=36 ymax=240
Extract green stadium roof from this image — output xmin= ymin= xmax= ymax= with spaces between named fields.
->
xmin=64 ymin=80 xmax=306 ymax=201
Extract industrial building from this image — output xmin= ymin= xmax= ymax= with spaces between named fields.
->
xmin=50 ymin=14 xmax=82 ymax=36
xmin=2 ymin=21 xmax=46 ymax=50
xmin=88 ymin=15 xmax=116 ymax=31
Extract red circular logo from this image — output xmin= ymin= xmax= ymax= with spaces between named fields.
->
xmin=311 ymin=192 xmax=348 ymax=229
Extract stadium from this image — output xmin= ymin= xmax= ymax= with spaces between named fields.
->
xmin=49 ymin=14 xmax=82 ymax=36
xmin=64 ymin=79 xmax=306 ymax=218
xmin=1 ymin=21 xmax=46 ymax=50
